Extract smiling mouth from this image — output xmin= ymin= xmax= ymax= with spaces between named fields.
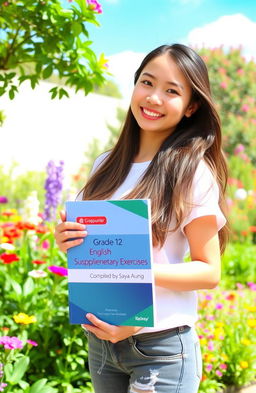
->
xmin=141 ymin=107 xmax=164 ymax=119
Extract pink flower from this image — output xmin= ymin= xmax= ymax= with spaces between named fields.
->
xmin=248 ymin=282 xmax=256 ymax=291
xmin=0 ymin=383 xmax=8 ymax=391
xmin=208 ymin=341 xmax=214 ymax=351
xmin=206 ymin=315 xmax=215 ymax=320
xmin=0 ymin=196 xmax=8 ymax=203
xmin=48 ymin=265 xmax=68 ymax=277
xmin=0 ymin=336 xmax=23 ymax=350
xmin=234 ymin=144 xmax=245 ymax=155
xmin=237 ymin=68 xmax=244 ymax=75
xmin=42 ymin=240 xmax=50 ymax=250
xmin=220 ymin=363 xmax=227 ymax=370
xmin=236 ymin=283 xmax=244 ymax=289
xmin=220 ymin=81 xmax=227 ymax=89
xmin=205 ymin=294 xmax=212 ymax=300
xmin=27 ymin=339 xmax=38 ymax=347
xmin=206 ymin=364 xmax=213 ymax=372
xmin=216 ymin=370 xmax=223 ymax=377
xmin=241 ymin=104 xmax=249 ymax=112
xmin=215 ymin=303 xmax=223 ymax=309
xmin=87 ymin=0 xmax=102 ymax=13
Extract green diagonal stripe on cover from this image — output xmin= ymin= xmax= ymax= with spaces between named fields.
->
xmin=121 ymin=305 xmax=154 ymax=327
xmin=108 ymin=200 xmax=148 ymax=219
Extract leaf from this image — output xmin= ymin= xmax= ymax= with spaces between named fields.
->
xmin=10 ymin=278 xmax=22 ymax=296
xmin=4 ymin=363 xmax=13 ymax=381
xmin=58 ymin=88 xmax=69 ymax=99
xmin=30 ymin=378 xmax=47 ymax=393
xmin=9 ymin=88 xmax=15 ymax=100
xmin=6 ymin=356 xmax=30 ymax=384
xmin=43 ymin=64 xmax=53 ymax=79
xmin=23 ymin=277 xmax=35 ymax=297
xmin=71 ymin=21 xmax=82 ymax=36
xmin=49 ymin=86 xmax=58 ymax=99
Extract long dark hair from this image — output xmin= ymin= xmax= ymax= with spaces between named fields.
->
xmin=81 ymin=44 xmax=229 ymax=253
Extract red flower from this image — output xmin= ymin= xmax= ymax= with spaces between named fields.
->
xmin=249 ymin=226 xmax=256 ymax=233
xmin=0 ymin=253 xmax=20 ymax=264
xmin=16 ymin=222 xmax=36 ymax=231
xmin=32 ymin=259 xmax=46 ymax=265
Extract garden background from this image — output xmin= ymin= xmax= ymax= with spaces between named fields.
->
xmin=0 ymin=0 xmax=256 ymax=392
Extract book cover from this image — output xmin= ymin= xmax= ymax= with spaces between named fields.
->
xmin=66 ymin=199 xmax=155 ymax=327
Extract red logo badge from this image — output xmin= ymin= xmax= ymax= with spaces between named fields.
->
xmin=76 ymin=216 xmax=107 ymax=225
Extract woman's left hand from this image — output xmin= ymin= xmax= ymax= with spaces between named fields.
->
xmin=82 ymin=313 xmax=143 ymax=343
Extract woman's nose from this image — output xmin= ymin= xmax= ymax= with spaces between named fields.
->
xmin=146 ymin=93 xmax=162 ymax=105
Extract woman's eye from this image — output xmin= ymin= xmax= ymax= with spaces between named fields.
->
xmin=167 ymin=88 xmax=178 ymax=95
xmin=141 ymin=80 xmax=152 ymax=86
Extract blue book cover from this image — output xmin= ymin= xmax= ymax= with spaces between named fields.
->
xmin=66 ymin=199 xmax=155 ymax=327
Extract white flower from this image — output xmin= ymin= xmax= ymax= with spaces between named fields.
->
xmin=234 ymin=188 xmax=247 ymax=200
xmin=28 ymin=270 xmax=47 ymax=278
xmin=22 ymin=191 xmax=42 ymax=226
xmin=0 ymin=243 xmax=15 ymax=251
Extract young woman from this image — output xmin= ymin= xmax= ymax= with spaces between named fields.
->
xmin=55 ymin=43 xmax=228 ymax=393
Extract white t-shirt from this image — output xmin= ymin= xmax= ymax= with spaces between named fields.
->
xmin=78 ymin=152 xmax=226 ymax=334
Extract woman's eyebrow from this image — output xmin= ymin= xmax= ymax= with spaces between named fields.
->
xmin=141 ymin=72 xmax=184 ymax=90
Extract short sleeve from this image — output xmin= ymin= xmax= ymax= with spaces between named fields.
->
xmin=181 ymin=160 xmax=226 ymax=234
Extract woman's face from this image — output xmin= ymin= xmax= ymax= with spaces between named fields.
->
xmin=131 ymin=53 xmax=197 ymax=138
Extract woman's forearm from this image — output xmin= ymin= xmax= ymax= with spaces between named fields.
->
xmin=154 ymin=261 xmax=220 ymax=291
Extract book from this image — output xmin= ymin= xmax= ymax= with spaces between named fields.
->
xmin=66 ymin=199 xmax=155 ymax=327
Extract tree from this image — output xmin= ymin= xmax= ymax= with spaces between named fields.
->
xmin=0 ymin=0 xmax=107 ymax=100
xmin=198 ymin=47 xmax=256 ymax=164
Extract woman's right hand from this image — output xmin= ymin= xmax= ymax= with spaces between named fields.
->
xmin=54 ymin=210 xmax=88 ymax=253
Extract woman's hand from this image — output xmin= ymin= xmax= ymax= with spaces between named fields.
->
xmin=82 ymin=313 xmax=143 ymax=343
xmin=54 ymin=210 xmax=88 ymax=252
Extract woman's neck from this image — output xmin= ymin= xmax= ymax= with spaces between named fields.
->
xmin=133 ymin=129 xmax=168 ymax=163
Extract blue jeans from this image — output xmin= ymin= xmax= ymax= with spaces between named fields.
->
xmin=85 ymin=325 xmax=202 ymax=393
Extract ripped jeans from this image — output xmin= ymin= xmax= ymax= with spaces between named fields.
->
xmin=85 ymin=325 xmax=202 ymax=393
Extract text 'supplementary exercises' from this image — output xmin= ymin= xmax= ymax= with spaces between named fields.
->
xmin=66 ymin=199 xmax=155 ymax=327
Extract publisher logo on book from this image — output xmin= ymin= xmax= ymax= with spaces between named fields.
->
xmin=76 ymin=216 xmax=107 ymax=225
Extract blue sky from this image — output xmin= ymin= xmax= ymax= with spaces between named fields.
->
xmin=88 ymin=0 xmax=256 ymax=56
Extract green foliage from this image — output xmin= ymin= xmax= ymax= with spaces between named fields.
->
xmin=221 ymin=243 xmax=256 ymax=289
xmin=199 ymin=47 xmax=256 ymax=164
xmin=0 ymin=164 xmax=46 ymax=208
xmin=0 ymin=109 xmax=5 ymax=126
xmin=0 ymin=0 xmax=107 ymax=99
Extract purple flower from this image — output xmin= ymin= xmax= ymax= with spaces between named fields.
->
xmin=0 ymin=336 xmax=23 ymax=350
xmin=48 ymin=265 xmax=68 ymax=277
xmin=0 ymin=196 xmax=8 ymax=204
xmin=43 ymin=160 xmax=64 ymax=221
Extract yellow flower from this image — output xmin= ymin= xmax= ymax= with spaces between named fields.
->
xmin=247 ymin=319 xmax=256 ymax=328
xmin=13 ymin=313 xmax=36 ymax=325
xmin=245 ymin=306 xmax=256 ymax=312
xmin=215 ymin=322 xmax=224 ymax=327
xmin=200 ymin=338 xmax=207 ymax=345
xmin=240 ymin=361 xmax=249 ymax=369
xmin=221 ymin=353 xmax=229 ymax=362
xmin=241 ymin=338 xmax=251 ymax=346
